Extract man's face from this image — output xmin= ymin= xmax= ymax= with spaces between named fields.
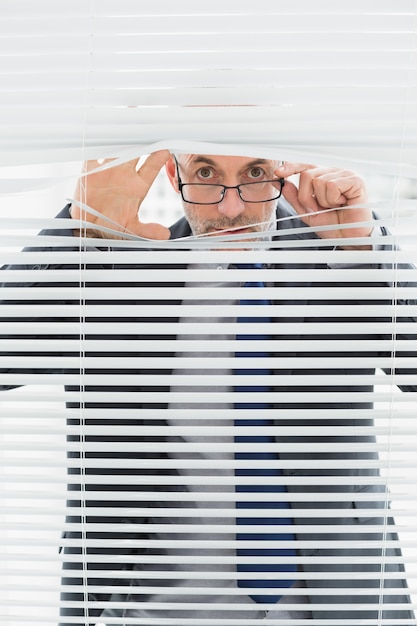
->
xmin=168 ymin=154 xmax=280 ymax=237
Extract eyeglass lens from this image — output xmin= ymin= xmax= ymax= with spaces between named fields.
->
xmin=181 ymin=180 xmax=282 ymax=204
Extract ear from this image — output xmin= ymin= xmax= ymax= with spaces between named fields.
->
xmin=165 ymin=155 xmax=179 ymax=193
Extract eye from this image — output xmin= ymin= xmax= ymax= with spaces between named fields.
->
xmin=197 ymin=167 xmax=214 ymax=180
xmin=247 ymin=166 xmax=265 ymax=179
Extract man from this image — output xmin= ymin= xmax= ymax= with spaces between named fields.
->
xmin=70 ymin=151 xmax=375 ymax=244
xmin=2 ymin=151 xmax=415 ymax=623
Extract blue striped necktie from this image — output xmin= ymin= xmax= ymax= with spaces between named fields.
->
xmin=234 ymin=262 xmax=296 ymax=604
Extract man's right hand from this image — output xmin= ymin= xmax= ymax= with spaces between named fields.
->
xmin=70 ymin=150 xmax=171 ymax=240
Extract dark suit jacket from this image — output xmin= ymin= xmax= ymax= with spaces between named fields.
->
xmin=1 ymin=203 xmax=415 ymax=624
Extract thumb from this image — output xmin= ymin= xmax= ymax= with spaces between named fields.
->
xmin=133 ymin=221 xmax=171 ymax=241
xmin=281 ymin=179 xmax=303 ymax=215
xmin=281 ymin=179 xmax=318 ymax=217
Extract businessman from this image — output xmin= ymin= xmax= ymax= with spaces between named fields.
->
xmin=2 ymin=151 xmax=415 ymax=623
xmin=70 ymin=150 xmax=376 ymax=244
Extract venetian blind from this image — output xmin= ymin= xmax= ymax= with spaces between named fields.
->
xmin=1 ymin=1 xmax=417 ymax=625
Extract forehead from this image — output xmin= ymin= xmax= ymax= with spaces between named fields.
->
xmin=179 ymin=154 xmax=277 ymax=173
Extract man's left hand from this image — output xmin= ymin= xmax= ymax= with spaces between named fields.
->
xmin=277 ymin=162 xmax=373 ymax=249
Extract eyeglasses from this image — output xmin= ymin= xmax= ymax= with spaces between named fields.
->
xmin=174 ymin=156 xmax=284 ymax=205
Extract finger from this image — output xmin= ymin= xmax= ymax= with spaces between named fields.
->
xmin=311 ymin=172 xmax=367 ymax=208
xmin=81 ymin=158 xmax=121 ymax=176
xmin=275 ymin=161 xmax=317 ymax=179
xmin=281 ymin=179 xmax=320 ymax=216
xmin=130 ymin=221 xmax=171 ymax=241
xmin=81 ymin=152 xmax=168 ymax=181
xmin=137 ymin=150 xmax=171 ymax=188
xmin=296 ymin=167 xmax=357 ymax=209
xmin=320 ymin=179 xmax=348 ymax=207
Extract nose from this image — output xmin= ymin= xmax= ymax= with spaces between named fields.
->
xmin=217 ymin=187 xmax=246 ymax=219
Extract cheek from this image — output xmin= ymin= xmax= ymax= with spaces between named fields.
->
xmin=182 ymin=206 xmax=206 ymax=233
xmin=256 ymin=202 xmax=276 ymax=222
xmin=183 ymin=206 xmax=198 ymax=224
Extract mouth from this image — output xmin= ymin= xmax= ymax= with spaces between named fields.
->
xmin=210 ymin=226 xmax=252 ymax=236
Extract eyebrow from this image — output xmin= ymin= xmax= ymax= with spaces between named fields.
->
xmin=189 ymin=156 xmax=274 ymax=174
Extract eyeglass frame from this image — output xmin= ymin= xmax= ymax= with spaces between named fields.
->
xmin=173 ymin=155 xmax=285 ymax=205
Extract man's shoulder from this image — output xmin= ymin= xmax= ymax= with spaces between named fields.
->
xmin=276 ymin=199 xmax=306 ymax=231
xmin=275 ymin=199 xmax=321 ymax=244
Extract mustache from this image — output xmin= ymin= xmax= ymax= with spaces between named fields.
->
xmin=202 ymin=216 xmax=264 ymax=231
